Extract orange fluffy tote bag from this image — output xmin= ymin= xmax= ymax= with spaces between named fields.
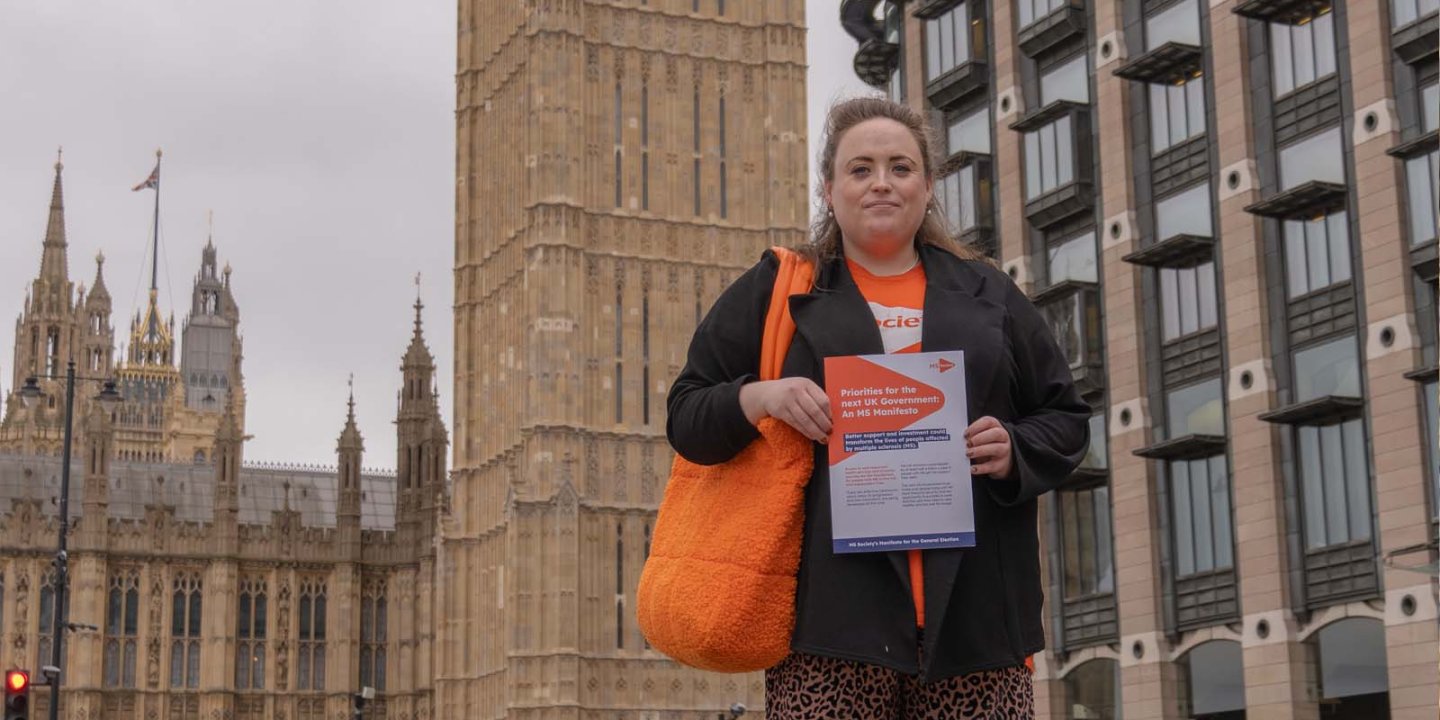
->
xmin=637 ymin=247 xmax=815 ymax=673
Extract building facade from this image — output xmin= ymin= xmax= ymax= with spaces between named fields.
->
xmin=0 ymin=161 xmax=450 ymax=720
xmin=440 ymin=1 xmax=809 ymax=717
xmin=846 ymin=0 xmax=1437 ymax=717
xmin=2 ymin=160 xmax=247 ymax=464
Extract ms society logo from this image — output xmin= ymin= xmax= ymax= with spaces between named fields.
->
xmin=929 ymin=357 xmax=956 ymax=373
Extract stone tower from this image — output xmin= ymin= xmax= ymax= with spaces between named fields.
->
xmin=179 ymin=234 xmax=243 ymax=414
xmin=440 ymin=2 xmax=809 ymax=717
xmin=77 ymin=252 xmax=116 ymax=380
xmin=396 ymin=297 xmax=447 ymax=551
xmin=2 ymin=156 xmax=84 ymax=454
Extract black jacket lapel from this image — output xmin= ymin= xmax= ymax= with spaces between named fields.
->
xmin=788 ymin=257 xmax=885 ymax=365
xmin=918 ymin=244 xmax=1006 ymax=414
xmin=915 ymin=244 xmax=1007 ymax=648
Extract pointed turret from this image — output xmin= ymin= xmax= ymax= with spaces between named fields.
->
xmin=87 ymin=252 xmax=111 ymax=306
xmin=211 ymin=396 xmax=243 ymax=549
xmin=395 ymin=287 xmax=448 ymax=552
xmin=337 ymin=377 xmax=365 ymax=556
xmin=38 ymin=151 xmax=69 ymax=283
xmin=78 ymin=252 xmax=115 ymax=377
xmin=0 ymin=156 xmax=83 ymax=454
xmin=76 ymin=400 xmax=113 ymax=550
xmin=339 ymin=387 xmax=365 ymax=455
xmin=180 ymin=226 xmax=242 ymax=412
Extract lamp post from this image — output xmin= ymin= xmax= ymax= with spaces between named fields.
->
xmin=19 ymin=361 xmax=122 ymax=720
xmin=352 ymin=687 xmax=375 ymax=719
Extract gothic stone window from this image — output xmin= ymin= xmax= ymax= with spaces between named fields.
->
xmin=38 ymin=568 xmax=61 ymax=672
xmin=171 ymin=572 xmax=202 ymax=689
xmin=104 ymin=569 xmax=140 ymax=688
xmin=360 ymin=579 xmax=387 ymax=692
xmin=298 ymin=578 xmax=327 ymax=691
xmin=236 ymin=576 xmax=267 ymax=690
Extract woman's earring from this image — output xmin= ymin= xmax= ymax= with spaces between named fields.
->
xmin=827 ymin=207 xmax=834 ymax=217
xmin=926 ymin=207 xmax=932 ymax=215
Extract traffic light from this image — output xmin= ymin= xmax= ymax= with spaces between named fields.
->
xmin=3 ymin=669 xmax=28 ymax=720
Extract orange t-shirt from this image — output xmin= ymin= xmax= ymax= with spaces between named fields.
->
xmin=846 ymin=258 xmax=929 ymax=627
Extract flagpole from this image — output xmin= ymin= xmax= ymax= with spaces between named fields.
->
xmin=150 ymin=149 xmax=162 ymax=292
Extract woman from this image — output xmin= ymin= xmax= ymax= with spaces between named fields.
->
xmin=667 ymin=97 xmax=1090 ymax=718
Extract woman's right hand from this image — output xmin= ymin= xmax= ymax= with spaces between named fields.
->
xmin=738 ymin=378 xmax=832 ymax=443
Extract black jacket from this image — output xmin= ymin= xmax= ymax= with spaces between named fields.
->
xmin=666 ymin=244 xmax=1090 ymax=682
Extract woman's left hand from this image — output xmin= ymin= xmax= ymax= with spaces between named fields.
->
xmin=964 ymin=416 xmax=1013 ymax=480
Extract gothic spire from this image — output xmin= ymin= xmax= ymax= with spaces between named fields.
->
xmin=403 ymin=275 xmax=435 ymax=371
xmin=38 ymin=149 xmax=69 ymax=282
xmin=338 ymin=374 xmax=364 ymax=452
xmin=87 ymin=251 xmax=111 ymax=306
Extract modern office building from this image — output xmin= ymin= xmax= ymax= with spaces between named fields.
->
xmin=845 ymin=0 xmax=1437 ymax=717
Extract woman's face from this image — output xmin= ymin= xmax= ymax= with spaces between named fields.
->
xmin=824 ymin=118 xmax=932 ymax=257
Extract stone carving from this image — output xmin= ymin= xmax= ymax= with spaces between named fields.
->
xmin=146 ymin=636 xmax=160 ymax=687
xmin=584 ymin=439 xmax=600 ymax=499
xmin=585 ymin=46 xmax=599 ymax=82
xmin=613 ymin=445 xmax=628 ymax=502
xmin=640 ymin=446 xmax=656 ymax=504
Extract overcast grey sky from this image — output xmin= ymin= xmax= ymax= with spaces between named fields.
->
xmin=0 ymin=2 xmax=873 ymax=468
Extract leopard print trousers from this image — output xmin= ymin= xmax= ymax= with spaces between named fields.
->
xmin=764 ymin=652 xmax=1034 ymax=719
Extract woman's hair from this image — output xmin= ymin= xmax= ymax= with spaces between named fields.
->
xmin=796 ymin=96 xmax=987 ymax=268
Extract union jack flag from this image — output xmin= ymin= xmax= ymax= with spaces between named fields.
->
xmin=132 ymin=163 xmax=159 ymax=192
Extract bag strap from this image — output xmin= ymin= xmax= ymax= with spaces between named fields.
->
xmin=758 ymin=247 xmax=814 ymax=382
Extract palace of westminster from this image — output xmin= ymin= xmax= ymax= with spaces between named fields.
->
xmin=3 ymin=0 xmax=1436 ymax=719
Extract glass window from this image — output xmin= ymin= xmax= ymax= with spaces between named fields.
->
xmin=1394 ymin=0 xmax=1440 ymax=28
xmin=947 ymin=108 xmax=991 ymax=156
xmin=1406 ymin=150 xmax=1439 ymax=246
xmin=1065 ymin=659 xmax=1122 ymax=720
xmin=1018 ymin=0 xmax=1066 ymax=30
xmin=170 ymin=574 xmax=201 ymax=689
xmin=1170 ymin=455 xmax=1233 ymax=576
xmin=1156 ymin=183 xmax=1213 ymax=239
xmin=1047 ymin=231 xmax=1098 ymax=285
xmin=1283 ymin=210 xmax=1351 ymax=297
xmin=1043 ymin=290 xmax=1099 ymax=376
xmin=1298 ymin=419 xmax=1373 ymax=549
xmin=1041 ymin=54 xmax=1090 ymax=105
xmin=1420 ymin=276 xmax=1438 ymax=368
xmin=925 ymin=2 xmax=973 ymax=81
xmin=1279 ymin=127 xmax=1345 ymax=189
xmin=1422 ymin=82 xmax=1439 ymax=133
xmin=104 ymin=573 xmax=140 ymax=689
xmin=1293 ymin=335 xmax=1361 ymax=401
xmin=1425 ymin=380 xmax=1438 ymax=522
xmin=1024 ymin=116 xmax=1077 ymax=200
xmin=1422 ymin=380 xmax=1434 ymax=521
xmin=1179 ymin=642 xmax=1247 ymax=717
xmin=1149 ymin=78 xmax=1206 ymax=153
xmin=1062 ymin=484 xmax=1115 ymax=597
xmin=1159 ymin=261 xmax=1218 ymax=340
xmin=1271 ymin=9 xmax=1337 ymax=97
xmin=938 ymin=168 xmax=978 ymax=231
xmin=1146 ymin=0 xmax=1201 ymax=48
xmin=1167 ymin=378 xmax=1225 ymax=437
xmin=1314 ymin=618 xmax=1390 ymax=701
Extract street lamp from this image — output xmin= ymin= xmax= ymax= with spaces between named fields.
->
xmin=19 ymin=361 xmax=121 ymax=720
xmin=352 ymin=686 xmax=375 ymax=719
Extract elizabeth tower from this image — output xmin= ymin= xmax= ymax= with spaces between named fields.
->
xmin=442 ymin=1 xmax=810 ymax=718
